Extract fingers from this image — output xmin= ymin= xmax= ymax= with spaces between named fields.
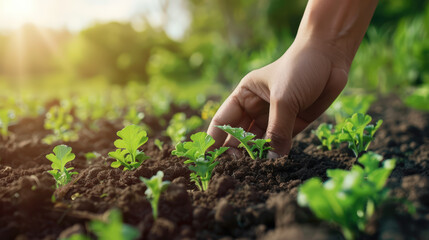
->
xmin=207 ymin=95 xmax=245 ymax=149
xmin=266 ymin=96 xmax=298 ymax=157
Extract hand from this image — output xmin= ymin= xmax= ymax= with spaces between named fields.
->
xmin=207 ymin=38 xmax=350 ymax=157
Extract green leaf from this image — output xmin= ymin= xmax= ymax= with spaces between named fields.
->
xmin=183 ymin=132 xmax=215 ymax=158
xmin=216 ymin=125 xmax=264 ymax=159
xmin=140 ymin=171 xmax=170 ymax=219
xmin=109 ymin=125 xmax=149 ymax=170
xmin=114 ymin=125 xmax=148 ymax=155
xmin=90 ymin=209 xmax=140 ymax=240
xmin=172 ymin=131 xmax=225 ymax=191
xmin=46 ymin=145 xmax=77 ymax=188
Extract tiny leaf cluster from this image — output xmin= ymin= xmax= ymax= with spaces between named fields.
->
xmin=312 ymin=123 xmax=338 ymax=151
xmin=313 ymin=113 xmax=382 ymax=158
xmin=165 ymin=113 xmax=203 ymax=145
xmin=66 ymin=209 xmax=140 ymax=240
xmin=172 ymin=132 xmax=228 ymax=191
xmin=43 ymin=105 xmax=78 ymax=144
xmin=298 ymin=152 xmax=396 ymax=240
xmin=46 ymin=145 xmax=78 ymax=188
xmin=108 ymin=125 xmax=149 ymax=170
xmin=140 ymin=171 xmax=170 ymax=220
xmin=338 ymin=113 xmax=383 ymax=157
xmin=216 ymin=125 xmax=271 ymax=159
xmin=0 ymin=109 xmax=15 ymax=138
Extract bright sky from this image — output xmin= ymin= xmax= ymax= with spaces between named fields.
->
xmin=0 ymin=0 xmax=189 ymax=39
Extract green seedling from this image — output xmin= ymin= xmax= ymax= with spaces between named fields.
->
xmin=172 ymin=132 xmax=228 ymax=191
xmin=298 ymin=152 xmax=396 ymax=240
xmin=0 ymin=109 xmax=15 ymax=138
xmin=108 ymin=125 xmax=149 ymax=170
xmin=216 ymin=125 xmax=271 ymax=159
xmin=63 ymin=209 xmax=139 ymax=240
xmin=43 ymin=105 xmax=78 ymax=144
xmin=154 ymin=139 xmax=164 ymax=151
xmin=46 ymin=145 xmax=78 ymax=188
xmin=338 ymin=113 xmax=382 ymax=157
xmin=165 ymin=113 xmax=203 ymax=145
xmin=84 ymin=151 xmax=100 ymax=165
xmin=312 ymin=123 xmax=339 ymax=151
xmin=140 ymin=171 xmax=170 ymax=220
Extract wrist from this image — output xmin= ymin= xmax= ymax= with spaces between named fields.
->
xmin=295 ymin=0 xmax=378 ymax=67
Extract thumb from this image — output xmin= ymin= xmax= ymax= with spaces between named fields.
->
xmin=265 ymin=97 xmax=298 ymax=158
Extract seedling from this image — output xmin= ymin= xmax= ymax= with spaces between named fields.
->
xmin=108 ymin=125 xmax=149 ymax=170
xmin=90 ymin=209 xmax=140 ymax=240
xmin=0 ymin=109 xmax=15 ymax=138
xmin=140 ymin=171 xmax=170 ymax=220
xmin=63 ymin=209 xmax=139 ymax=240
xmin=172 ymin=132 xmax=228 ymax=191
xmin=84 ymin=151 xmax=100 ymax=165
xmin=312 ymin=123 xmax=339 ymax=150
xmin=165 ymin=113 xmax=203 ymax=145
xmin=298 ymin=152 xmax=396 ymax=240
xmin=154 ymin=139 xmax=164 ymax=151
xmin=216 ymin=125 xmax=271 ymax=159
xmin=43 ymin=105 xmax=78 ymax=144
xmin=338 ymin=113 xmax=382 ymax=157
xmin=46 ymin=145 xmax=78 ymax=188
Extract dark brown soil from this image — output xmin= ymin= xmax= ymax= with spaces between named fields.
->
xmin=1 ymin=96 xmax=428 ymax=240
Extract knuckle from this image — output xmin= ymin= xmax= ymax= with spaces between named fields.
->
xmin=266 ymin=129 xmax=290 ymax=146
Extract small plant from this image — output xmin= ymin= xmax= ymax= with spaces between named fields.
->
xmin=108 ymin=125 xmax=149 ymax=170
xmin=139 ymin=171 xmax=170 ymax=220
xmin=65 ymin=209 xmax=139 ymax=240
xmin=154 ymin=139 xmax=164 ymax=151
xmin=43 ymin=104 xmax=78 ymax=144
xmin=216 ymin=125 xmax=271 ymax=159
xmin=0 ymin=109 xmax=15 ymax=138
xmin=298 ymin=152 xmax=396 ymax=240
xmin=172 ymin=132 xmax=228 ymax=191
xmin=84 ymin=151 xmax=100 ymax=165
xmin=165 ymin=113 xmax=203 ymax=145
xmin=338 ymin=113 xmax=383 ymax=157
xmin=46 ymin=145 xmax=78 ymax=188
xmin=312 ymin=123 xmax=339 ymax=150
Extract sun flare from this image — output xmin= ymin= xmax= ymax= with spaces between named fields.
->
xmin=1 ymin=0 xmax=38 ymax=25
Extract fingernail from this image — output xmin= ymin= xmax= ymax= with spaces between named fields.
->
xmin=267 ymin=151 xmax=279 ymax=159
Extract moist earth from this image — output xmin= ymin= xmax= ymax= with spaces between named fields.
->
xmin=1 ymin=96 xmax=428 ymax=240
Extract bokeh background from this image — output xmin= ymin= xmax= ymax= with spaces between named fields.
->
xmin=0 ymin=0 xmax=429 ymax=107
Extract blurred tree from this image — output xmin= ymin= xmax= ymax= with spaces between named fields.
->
xmin=67 ymin=22 xmax=175 ymax=84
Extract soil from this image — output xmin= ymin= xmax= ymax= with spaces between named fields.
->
xmin=1 ymin=96 xmax=428 ymax=240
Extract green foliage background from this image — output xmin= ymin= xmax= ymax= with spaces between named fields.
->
xmin=1 ymin=0 xmax=429 ymax=102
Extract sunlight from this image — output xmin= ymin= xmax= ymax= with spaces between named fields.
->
xmin=1 ymin=0 xmax=37 ymax=26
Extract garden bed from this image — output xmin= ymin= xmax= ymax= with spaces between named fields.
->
xmin=1 ymin=96 xmax=428 ymax=240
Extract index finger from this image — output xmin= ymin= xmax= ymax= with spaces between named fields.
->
xmin=207 ymin=94 xmax=245 ymax=149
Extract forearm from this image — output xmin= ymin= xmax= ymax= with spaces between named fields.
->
xmin=296 ymin=0 xmax=378 ymax=66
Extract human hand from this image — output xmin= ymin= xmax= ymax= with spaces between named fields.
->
xmin=207 ymin=38 xmax=351 ymax=158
